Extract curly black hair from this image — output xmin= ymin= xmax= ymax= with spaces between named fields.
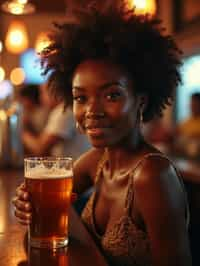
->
xmin=41 ymin=2 xmax=182 ymax=122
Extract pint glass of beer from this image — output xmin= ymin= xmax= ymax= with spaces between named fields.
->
xmin=24 ymin=157 xmax=73 ymax=249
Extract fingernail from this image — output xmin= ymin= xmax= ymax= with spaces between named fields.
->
xmin=26 ymin=213 xmax=31 ymax=218
xmin=23 ymin=192 xmax=28 ymax=199
xmin=25 ymin=203 xmax=30 ymax=210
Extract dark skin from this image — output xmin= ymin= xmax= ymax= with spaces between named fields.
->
xmin=13 ymin=59 xmax=191 ymax=266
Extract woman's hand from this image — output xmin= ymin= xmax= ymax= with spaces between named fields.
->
xmin=12 ymin=182 xmax=32 ymax=225
xmin=12 ymin=182 xmax=78 ymax=226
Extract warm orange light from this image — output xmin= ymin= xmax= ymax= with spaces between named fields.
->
xmin=0 ymin=41 xmax=3 ymax=53
xmin=8 ymin=2 xmax=25 ymax=14
xmin=10 ymin=67 xmax=25 ymax=85
xmin=17 ymin=0 xmax=28 ymax=4
xmin=1 ymin=0 xmax=35 ymax=15
xmin=128 ymin=0 xmax=157 ymax=16
xmin=0 ymin=67 xmax=5 ymax=82
xmin=5 ymin=21 xmax=29 ymax=54
xmin=35 ymin=32 xmax=51 ymax=54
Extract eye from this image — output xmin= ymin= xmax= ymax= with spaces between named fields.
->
xmin=105 ymin=91 xmax=122 ymax=101
xmin=73 ymin=95 xmax=87 ymax=104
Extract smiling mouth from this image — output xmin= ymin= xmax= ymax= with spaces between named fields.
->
xmin=86 ymin=127 xmax=109 ymax=137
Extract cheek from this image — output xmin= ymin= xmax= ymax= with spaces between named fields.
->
xmin=112 ymin=105 xmax=138 ymax=131
xmin=108 ymin=101 xmax=135 ymax=120
xmin=73 ymin=104 xmax=83 ymax=123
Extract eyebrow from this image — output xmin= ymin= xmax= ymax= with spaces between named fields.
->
xmin=72 ymin=81 xmax=125 ymax=91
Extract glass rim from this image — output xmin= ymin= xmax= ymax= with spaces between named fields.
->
xmin=24 ymin=156 xmax=73 ymax=163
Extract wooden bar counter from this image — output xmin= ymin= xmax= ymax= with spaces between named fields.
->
xmin=0 ymin=169 xmax=108 ymax=266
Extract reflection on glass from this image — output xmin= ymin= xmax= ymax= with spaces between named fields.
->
xmin=28 ymin=246 xmax=68 ymax=266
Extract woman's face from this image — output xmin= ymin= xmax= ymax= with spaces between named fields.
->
xmin=72 ymin=59 xmax=141 ymax=148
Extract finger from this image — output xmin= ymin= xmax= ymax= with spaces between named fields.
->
xmin=16 ymin=188 xmax=29 ymax=200
xmin=17 ymin=218 xmax=31 ymax=226
xmin=12 ymin=197 xmax=32 ymax=211
xmin=14 ymin=208 xmax=31 ymax=222
xmin=18 ymin=182 xmax=27 ymax=192
xmin=19 ymin=182 xmax=26 ymax=189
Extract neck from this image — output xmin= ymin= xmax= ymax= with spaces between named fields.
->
xmin=104 ymin=131 xmax=146 ymax=176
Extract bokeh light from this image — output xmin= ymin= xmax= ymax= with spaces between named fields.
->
xmin=5 ymin=21 xmax=29 ymax=54
xmin=0 ymin=67 xmax=5 ymax=82
xmin=10 ymin=67 xmax=25 ymax=85
xmin=127 ymin=0 xmax=156 ymax=16
xmin=0 ymin=41 xmax=3 ymax=53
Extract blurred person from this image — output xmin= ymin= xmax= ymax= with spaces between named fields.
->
xmin=17 ymin=84 xmax=49 ymax=135
xmin=143 ymin=117 xmax=174 ymax=154
xmin=13 ymin=4 xmax=192 ymax=266
xmin=22 ymin=83 xmax=90 ymax=158
xmin=175 ymin=93 xmax=200 ymax=157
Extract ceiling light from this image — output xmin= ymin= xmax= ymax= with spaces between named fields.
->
xmin=17 ymin=0 xmax=28 ymax=4
xmin=127 ymin=0 xmax=157 ymax=16
xmin=1 ymin=0 xmax=36 ymax=15
xmin=5 ymin=21 xmax=29 ymax=54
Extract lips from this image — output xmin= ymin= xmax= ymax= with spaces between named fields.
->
xmin=87 ymin=128 xmax=105 ymax=136
xmin=85 ymin=124 xmax=111 ymax=137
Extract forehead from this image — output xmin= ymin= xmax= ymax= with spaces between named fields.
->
xmin=72 ymin=59 xmax=133 ymax=88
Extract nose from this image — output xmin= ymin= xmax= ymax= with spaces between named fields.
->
xmin=86 ymin=98 xmax=105 ymax=119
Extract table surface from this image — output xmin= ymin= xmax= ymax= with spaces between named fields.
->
xmin=0 ymin=169 xmax=108 ymax=266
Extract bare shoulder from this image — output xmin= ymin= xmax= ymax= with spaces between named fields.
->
xmin=73 ymin=148 xmax=104 ymax=194
xmin=134 ymin=154 xmax=181 ymax=192
xmin=134 ymin=154 xmax=186 ymax=216
xmin=133 ymin=154 xmax=191 ymax=266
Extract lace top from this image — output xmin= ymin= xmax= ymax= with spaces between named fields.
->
xmin=81 ymin=153 xmax=189 ymax=266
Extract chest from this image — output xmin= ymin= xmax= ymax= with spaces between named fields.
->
xmin=93 ymin=176 xmax=131 ymax=235
xmin=82 ymin=181 xmax=151 ymax=266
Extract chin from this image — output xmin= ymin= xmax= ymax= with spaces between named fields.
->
xmin=91 ymin=142 xmax=107 ymax=149
xmin=88 ymin=138 xmax=108 ymax=148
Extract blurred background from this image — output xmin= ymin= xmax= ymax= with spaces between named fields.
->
xmin=0 ymin=0 xmax=200 ymax=166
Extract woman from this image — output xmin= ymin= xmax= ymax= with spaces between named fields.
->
xmin=13 ymin=4 xmax=192 ymax=266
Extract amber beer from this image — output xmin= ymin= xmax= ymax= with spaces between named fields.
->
xmin=24 ymin=157 xmax=73 ymax=249
xmin=28 ymin=246 xmax=69 ymax=266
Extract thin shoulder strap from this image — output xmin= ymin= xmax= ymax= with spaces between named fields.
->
xmin=125 ymin=153 xmax=162 ymax=212
xmin=94 ymin=151 xmax=107 ymax=183
xmin=125 ymin=153 xmax=190 ymax=229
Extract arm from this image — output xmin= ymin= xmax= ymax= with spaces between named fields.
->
xmin=22 ymin=104 xmax=72 ymax=156
xmin=22 ymin=131 xmax=62 ymax=156
xmin=22 ymin=113 xmax=36 ymax=133
xmin=12 ymin=147 xmax=103 ymax=225
xmin=134 ymin=156 xmax=192 ymax=266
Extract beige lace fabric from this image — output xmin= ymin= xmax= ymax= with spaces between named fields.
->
xmin=81 ymin=153 xmax=189 ymax=266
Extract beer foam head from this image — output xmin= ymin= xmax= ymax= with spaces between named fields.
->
xmin=25 ymin=164 xmax=73 ymax=179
